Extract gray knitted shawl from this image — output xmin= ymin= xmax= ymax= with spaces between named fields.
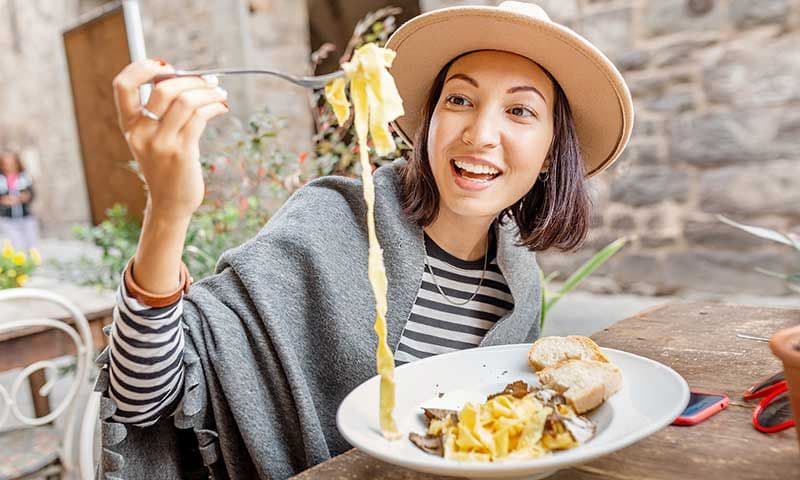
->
xmin=94 ymin=158 xmax=542 ymax=479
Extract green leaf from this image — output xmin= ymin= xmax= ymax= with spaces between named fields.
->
xmin=543 ymin=271 xmax=560 ymax=284
xmin=717 ymin=214 xmax=797 ymax=250
xmin=545 ymin=236 xmax=628 ymax=312
xmin=754 ymin=267 xmax=789 ymax=280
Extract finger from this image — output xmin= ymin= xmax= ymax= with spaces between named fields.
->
xmin=156 ymin=86 xmax=228 ymax=139
xmin=143 ymin=76 xmax=218 ymax=119
xmin=113 ymin=59 xmax=175 ymax=129
xmin=179 ymin=102 xmax=230 ymax=147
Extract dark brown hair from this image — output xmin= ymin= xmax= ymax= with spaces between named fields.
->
xmin=399 ymin=51 xmax=591 ymax=252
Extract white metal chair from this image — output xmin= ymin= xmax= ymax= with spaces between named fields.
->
xmin=0 ymin=288 xmax=99 ymax=480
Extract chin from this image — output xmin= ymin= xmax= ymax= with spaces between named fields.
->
xmin=442 ymin=197 xmax=501 ymax=220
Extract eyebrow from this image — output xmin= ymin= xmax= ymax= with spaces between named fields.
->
xmin=445 ymin=73 xmax=547 ymax=105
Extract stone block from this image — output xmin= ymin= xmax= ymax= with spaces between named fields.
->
xmin=581 ymin=7 xmax=633 ymax=55
xmin=649 ymin=37 xmax=719 ymax=67
xmin=669 ymin=108 xmax=799 ymax=166
xmin=684 ymin=220 xmax=773 ymax=250
xmin=642 ymin=0 xmax=726 ymax=38
xmin=610 ymin=214 xmax=636 ymax=231
xmin=645 ymin=87 xmax=695 ymax=113
xmin=610 ymin=166 xmax=690 ymax=207
xmin=608 ymin=253 xmax=662 ymax=286
xmin=703 ymin=34 xmax=800 ymax=107
xmin=730 ymin=0 xmax=790 ymax=28
xmin=663 ymin=250 xmax=792 ymax=294
xmin=615 ymin=50 xmax=650 ymax=72
xmin=699 ymin=160 xmax=800 ymax=216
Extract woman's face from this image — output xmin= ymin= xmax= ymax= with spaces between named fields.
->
xmin=0 ymin=153 xmax=17 ymax=174
xmin=426 ymin=50 xmax=555 ymax=221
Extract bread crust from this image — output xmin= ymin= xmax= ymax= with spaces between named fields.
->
xmin=527 ymin=335 xmax=610 ymax=371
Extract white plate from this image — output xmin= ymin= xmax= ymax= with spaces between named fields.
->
xmin=337 ymin=344 xmax=689 ymax=480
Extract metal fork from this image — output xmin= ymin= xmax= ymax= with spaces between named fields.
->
xmin=152 ymin=68 xmax=346 ymax=89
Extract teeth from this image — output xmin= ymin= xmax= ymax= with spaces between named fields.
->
xmin=454 ymin=160 xmax=499 ymax=175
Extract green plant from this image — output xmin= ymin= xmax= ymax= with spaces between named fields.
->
xmin=0 ymin=239 xmax=41 ymax=288
xmin=718 ymin=215 xmax=800 ymax=293
xmin=538 ymin=236 xmax=630 ymax=330
xmin=65 ymin=204 xmax=141 ymax=289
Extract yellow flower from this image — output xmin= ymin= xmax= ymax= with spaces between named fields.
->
xmin=7 ymin=269 xmax=17 ymax=278
xmin=12 ymin=252 xmax=26 ymax=266
xmin=15 ymin=274 xmax=27 ymax=286
xmin=29 ymin=248 xmax=41 ymax=266
xmin=2 ymin=240 xmax=13 ymax=259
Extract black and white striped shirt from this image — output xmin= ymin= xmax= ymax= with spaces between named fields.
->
xmin=394 ymin=229 xmax=513 ymax=365
xmin=108 ymin=230 xmax=512 ymax=424
xmin=108 ymin=281 xmax=185 ymax=426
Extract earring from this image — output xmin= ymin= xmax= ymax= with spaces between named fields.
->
xmin=538 ymin=169 xmax=549 ymax=182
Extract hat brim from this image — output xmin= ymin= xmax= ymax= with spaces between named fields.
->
xmin=385 ymin=6 xmax=634 ymax=177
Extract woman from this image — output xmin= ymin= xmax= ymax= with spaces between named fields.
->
xmin=0 ymin=149 xmax=38 ymax=250
xmin=98 ymin=2 xmax=633 ymax=479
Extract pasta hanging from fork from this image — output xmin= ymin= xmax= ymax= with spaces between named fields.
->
xmin=324 ymin=42 xmax=405 ymax=439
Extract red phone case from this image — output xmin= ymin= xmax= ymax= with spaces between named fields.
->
xmin=672 ymin=391 xmax=729 ymax=426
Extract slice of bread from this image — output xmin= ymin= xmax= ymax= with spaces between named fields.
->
xmin=537 ymin=359 xmax=623 ymax=414
xmin=528 ymin=335 xmax=610 ymax=372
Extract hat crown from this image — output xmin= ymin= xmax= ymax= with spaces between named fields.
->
xmin=497 ymin=1 xmax=552 ymax=22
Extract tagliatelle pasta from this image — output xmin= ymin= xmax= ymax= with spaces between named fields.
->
xmin=410 ymin=381 xmax=595 ymax=462
xmin=441 ymin=394 xmax=553 ymax=461
xmin=324 ymin=43 xmax=405 ymax=440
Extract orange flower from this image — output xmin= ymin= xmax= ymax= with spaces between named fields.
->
xmin=298 ymin=151 xmax=309 ymax=164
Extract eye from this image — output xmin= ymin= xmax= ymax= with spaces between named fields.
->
xmin=508 ymin=105 xmax=537 ymax=119
xmin=445 ymin=94 xmax=472 ymax=107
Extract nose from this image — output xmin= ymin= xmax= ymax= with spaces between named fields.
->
xmin=462 ymin=107 xmax=500 ymax=149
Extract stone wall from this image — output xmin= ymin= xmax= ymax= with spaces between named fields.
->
xmin=423 ymin=0 xmax=800 ymax=296
xmin=0 ymin=0 xmax=312 ymax=237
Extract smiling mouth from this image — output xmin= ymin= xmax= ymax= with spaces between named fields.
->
xmin=451 ymin=159 xmax=502 ymax=182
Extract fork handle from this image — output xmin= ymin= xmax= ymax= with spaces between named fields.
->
xmin=152 ymin=69 xmax=282 ymax=84
xmin=151 ymin=72 xmax=215 ymax=84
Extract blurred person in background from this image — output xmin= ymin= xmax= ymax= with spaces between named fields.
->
xmin=0 ymin=148 xmax=38 ymax=250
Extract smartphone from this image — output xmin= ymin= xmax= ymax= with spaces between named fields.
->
xmin=672 ymin=391 xmax=729 ymax=426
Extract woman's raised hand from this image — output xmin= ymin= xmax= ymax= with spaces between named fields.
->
xmin=112 ymin=58 xmax=229 ymax=221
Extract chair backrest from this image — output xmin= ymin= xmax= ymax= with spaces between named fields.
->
xmin=0 ymin=288 xmax=97 ymax=478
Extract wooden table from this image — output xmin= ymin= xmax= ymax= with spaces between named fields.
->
xmin=0 ymin=281 xmax=115 ymax=417
xmin=292 ymin=302 xmax=800 ymax=480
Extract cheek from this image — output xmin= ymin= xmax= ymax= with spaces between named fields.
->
xmin=508 ymin=130 xmax=551 ymax=172
xmin=505 ymin=131 xmax=552 ymax=192
xmin=426 ymin=112 xmax=457 ymax=170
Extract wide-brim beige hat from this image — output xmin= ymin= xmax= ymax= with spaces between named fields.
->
xmin=385 ymin=1 xmax=634 ymax=177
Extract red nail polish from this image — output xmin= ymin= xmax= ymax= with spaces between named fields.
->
xmin=154 ymin=58 xmax=168 ymax=66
